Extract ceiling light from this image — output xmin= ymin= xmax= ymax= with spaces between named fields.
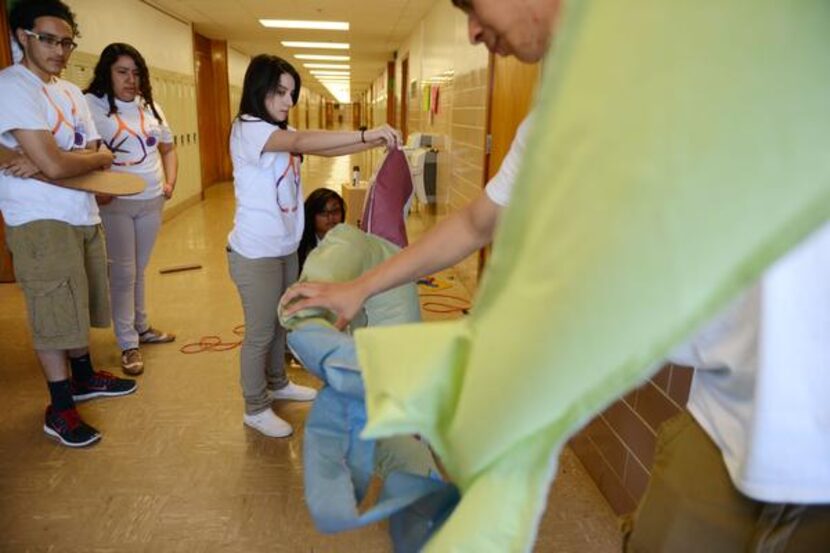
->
xmin=260 ymin=19 xmax=349 ymax=31
xmin=282 ymin=41 xmax=350 ymax=50
xmin=304 ymin=63 xmax=350 ymax=70
xmin=295 ymin=54 xmax=350 ymax=61
xmin=310 ymin=70 xmax=350 ymax=76
xmin=320 ymin=82 xmax=351 ymax=104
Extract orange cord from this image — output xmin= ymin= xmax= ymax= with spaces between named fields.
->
xmin=179 ymin=324 xmax=245 ymax=354
xmin=419 ymin=292 xmax=471 ymax=315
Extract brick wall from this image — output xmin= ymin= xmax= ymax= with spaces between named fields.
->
xmin=569 ymin=364 xmax=693 ymax=514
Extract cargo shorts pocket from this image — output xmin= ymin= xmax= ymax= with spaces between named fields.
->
xmin=23 ymin=278 xmax=80 ymax=338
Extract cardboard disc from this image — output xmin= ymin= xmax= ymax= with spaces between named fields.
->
xmin=1 ymin=147 xmax=145 ymax=196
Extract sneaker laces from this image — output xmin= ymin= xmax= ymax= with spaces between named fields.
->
xmin=88 ymin=370 xmax=118 ymax=387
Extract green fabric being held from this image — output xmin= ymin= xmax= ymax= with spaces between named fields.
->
xmin=354 ymin=1 xmax=830 ymax=551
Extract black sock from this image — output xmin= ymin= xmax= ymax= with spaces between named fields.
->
xmin=69 ymin=353 xmax=95 ymax=383
xmin=48 ymin=380 xmax=75 ymax=411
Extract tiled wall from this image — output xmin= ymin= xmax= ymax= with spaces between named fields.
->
xmin=362 ymin=1 xmax=489 ymax=293
xmin=570 ymin=364 xmax=693 ymax=514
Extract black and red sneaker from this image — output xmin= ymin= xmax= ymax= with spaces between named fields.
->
xmin=72 ymin=370 xmax=137 ymax=402
xmin=43 ymin=406 xmax=101 ymax=447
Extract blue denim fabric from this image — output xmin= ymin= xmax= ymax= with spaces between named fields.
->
xmin=289 ymin=322 xmax=459 ymax=551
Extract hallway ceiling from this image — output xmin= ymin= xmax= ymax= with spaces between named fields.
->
xmin=143 ymin=0 xmax=439 ymax=102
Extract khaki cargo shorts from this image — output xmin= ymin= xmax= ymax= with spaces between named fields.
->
xmin=5 ymin=220 xmax=110 ymax=350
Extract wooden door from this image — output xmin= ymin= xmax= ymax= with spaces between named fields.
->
xmin=479 ymin=54 xmax=540 ymax=272
xmin=193 ymin=33 xmax=232 ymax=189
xmin=399 ymin=56 xmax=408 ymax=141
xmin=484 ymin=54 xmax=540 ymax=182
xmin=386 ymin=61 xmax=395 ymax=126
xmin=1 ymin=0 xmax=15 ymax=282
xmin=352 ymin=102 xmax=361 ymax=130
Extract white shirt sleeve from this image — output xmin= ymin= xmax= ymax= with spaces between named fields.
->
xmin=84 ymin=93 xmax=110 ymax=142
xmin=237 ymin=119 xmax=279 ymax=167
xmin=484 ymin=114 xmax=535 ymax=207
xmin=0 ymin=77 xmax=50 ymax=138
xmin=70 ymin=85 xmax=100 ymax=145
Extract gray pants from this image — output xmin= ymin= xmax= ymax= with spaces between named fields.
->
xmin=227 ymin=248 xmax=298 ymax=415
xmin=100 ymin=196 xmax=164 ymax=350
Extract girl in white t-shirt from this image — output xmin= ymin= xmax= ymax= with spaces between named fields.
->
xmin=84 ymin=43 xmax=178 ymax=377
xmin=229 ymin=54 xmax=401 ymax=438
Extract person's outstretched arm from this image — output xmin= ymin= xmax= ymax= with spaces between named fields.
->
xmin=264 ymin=124 xmax=401 ymax=154
xmin=281 ymin=191 xmax=501 ymax=328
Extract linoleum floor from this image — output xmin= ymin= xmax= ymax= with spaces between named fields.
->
xmin=0 ymin=153 xmax=621 ymax=552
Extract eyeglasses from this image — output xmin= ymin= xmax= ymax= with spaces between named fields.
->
xmin=318 ymin=207 xmax=343 ymax=218
xmin=23 ymin=29 xmax=77 ymax=52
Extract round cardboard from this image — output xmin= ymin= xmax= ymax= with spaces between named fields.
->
xmin=0 ymin=147 xmax=145 ymax=196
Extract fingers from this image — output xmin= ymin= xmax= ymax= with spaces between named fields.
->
xmin=334 ymin=315 xmax=349 ymax=331
xmin=281 ymin=283 xmax=313 ymax=306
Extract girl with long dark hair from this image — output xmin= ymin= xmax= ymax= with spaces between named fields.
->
xmin=84 ymin=43 xmax=177 ymax=376
xmin=297 ymin=188 xmax=346 ymax=269
xmin=228 ymin=54 xmax=400 ymax=438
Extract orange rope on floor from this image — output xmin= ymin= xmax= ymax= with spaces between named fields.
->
xmin=180 ymin=324 xmax=245 ymax=354
xmin=419 ymin=292 xmax=471 ymax=315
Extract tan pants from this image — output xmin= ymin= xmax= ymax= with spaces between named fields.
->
xmin=624 ymin=412 xmax=830 ymax=553
xmin=5 ymin=220 xmax=110 ymax=350
xmin=227 ymin=248 xmax=297 ymax=415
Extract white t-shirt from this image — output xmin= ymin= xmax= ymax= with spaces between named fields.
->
xmin=227 ymin=117 xmax=304 ymax=258
xmin=670 ymin=221 xmax=830 ymax=504
xmin=484 ymin=115 xmax=534 ymax=207
xmin=0 ymin=64 xmax=101 ymax=227
xmin=85 ymin=93 xmax=172 ymax=201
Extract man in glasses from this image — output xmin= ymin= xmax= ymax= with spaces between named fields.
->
xmin=0 ymin=0 xmax=137 ymax=448
xmin=284 ymin=0 xmax=830 ymax=550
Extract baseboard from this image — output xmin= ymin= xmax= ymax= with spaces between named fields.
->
xmin=162 ymin=192 xmax=203 ymax=223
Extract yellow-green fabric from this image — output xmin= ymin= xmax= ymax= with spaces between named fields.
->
xmin=279 ymin=223 xmax=421 ymax=329
xmin=355 ymin=1 xmax=830 ymax=551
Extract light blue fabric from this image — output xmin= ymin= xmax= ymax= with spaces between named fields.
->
xmin=289 ymin=321 xmax=459 ymax=550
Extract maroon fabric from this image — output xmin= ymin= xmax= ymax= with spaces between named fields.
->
xmin=360 ymin=149 xmax=413 ymax=248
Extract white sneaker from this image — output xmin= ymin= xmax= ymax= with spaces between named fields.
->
xmin=243 ymin=409 xmax=293 ymax=438
xmin=270 ymin=381 xmax=318 ymax=402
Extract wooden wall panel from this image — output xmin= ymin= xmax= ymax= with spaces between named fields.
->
xmin=1 ymin=0 xmax=15 ymax=282
xmin=193 ymin=33 xmax=232 ymax=189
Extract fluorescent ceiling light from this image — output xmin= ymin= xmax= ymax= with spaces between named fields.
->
xmin=295 ymin=54 xmax=350 ymax=61
xmin=282 ymin=41 xmax=350 ymax=50
xmin=304 ymin=63 xmax=350 ymax=70
xmin=310 ymin=70 xmax=350 ymax=76
xmin=260 ymin=19 xmax=349 ymax=31
xmin=321 ymin=82 xmax=350 ymax=104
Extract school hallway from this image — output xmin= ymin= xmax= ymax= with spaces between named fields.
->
xmin=0 ymin=152 xmax=621 ymax=552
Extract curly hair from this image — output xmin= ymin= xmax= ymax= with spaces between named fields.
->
xmin=9 ymin=0 xmax=80 ymax=46
xmin=83 ymin=43 xmax=163 ymax=124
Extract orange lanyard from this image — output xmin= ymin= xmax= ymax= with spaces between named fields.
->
xmin=108 ymin=107 xmax=157 ymax=166
xmin=276 ymin=154 xmax=302 ymax=213
xmin=41 ymin=86 xmax=85 ymax=147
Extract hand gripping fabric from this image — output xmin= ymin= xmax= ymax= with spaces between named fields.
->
xmin=354 ymin=1 xmax=830 ymax=551
xmin=282 ymin=224 xmax=459 ymax=550
xmin=360 ymin=148 xmax=414 ymax=248
xmin=279 ymin=223 xmax=420 ymax=330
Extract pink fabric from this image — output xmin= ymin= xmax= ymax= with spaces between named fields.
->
xmin=360 ymin=149 xmax=413 ymax=248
